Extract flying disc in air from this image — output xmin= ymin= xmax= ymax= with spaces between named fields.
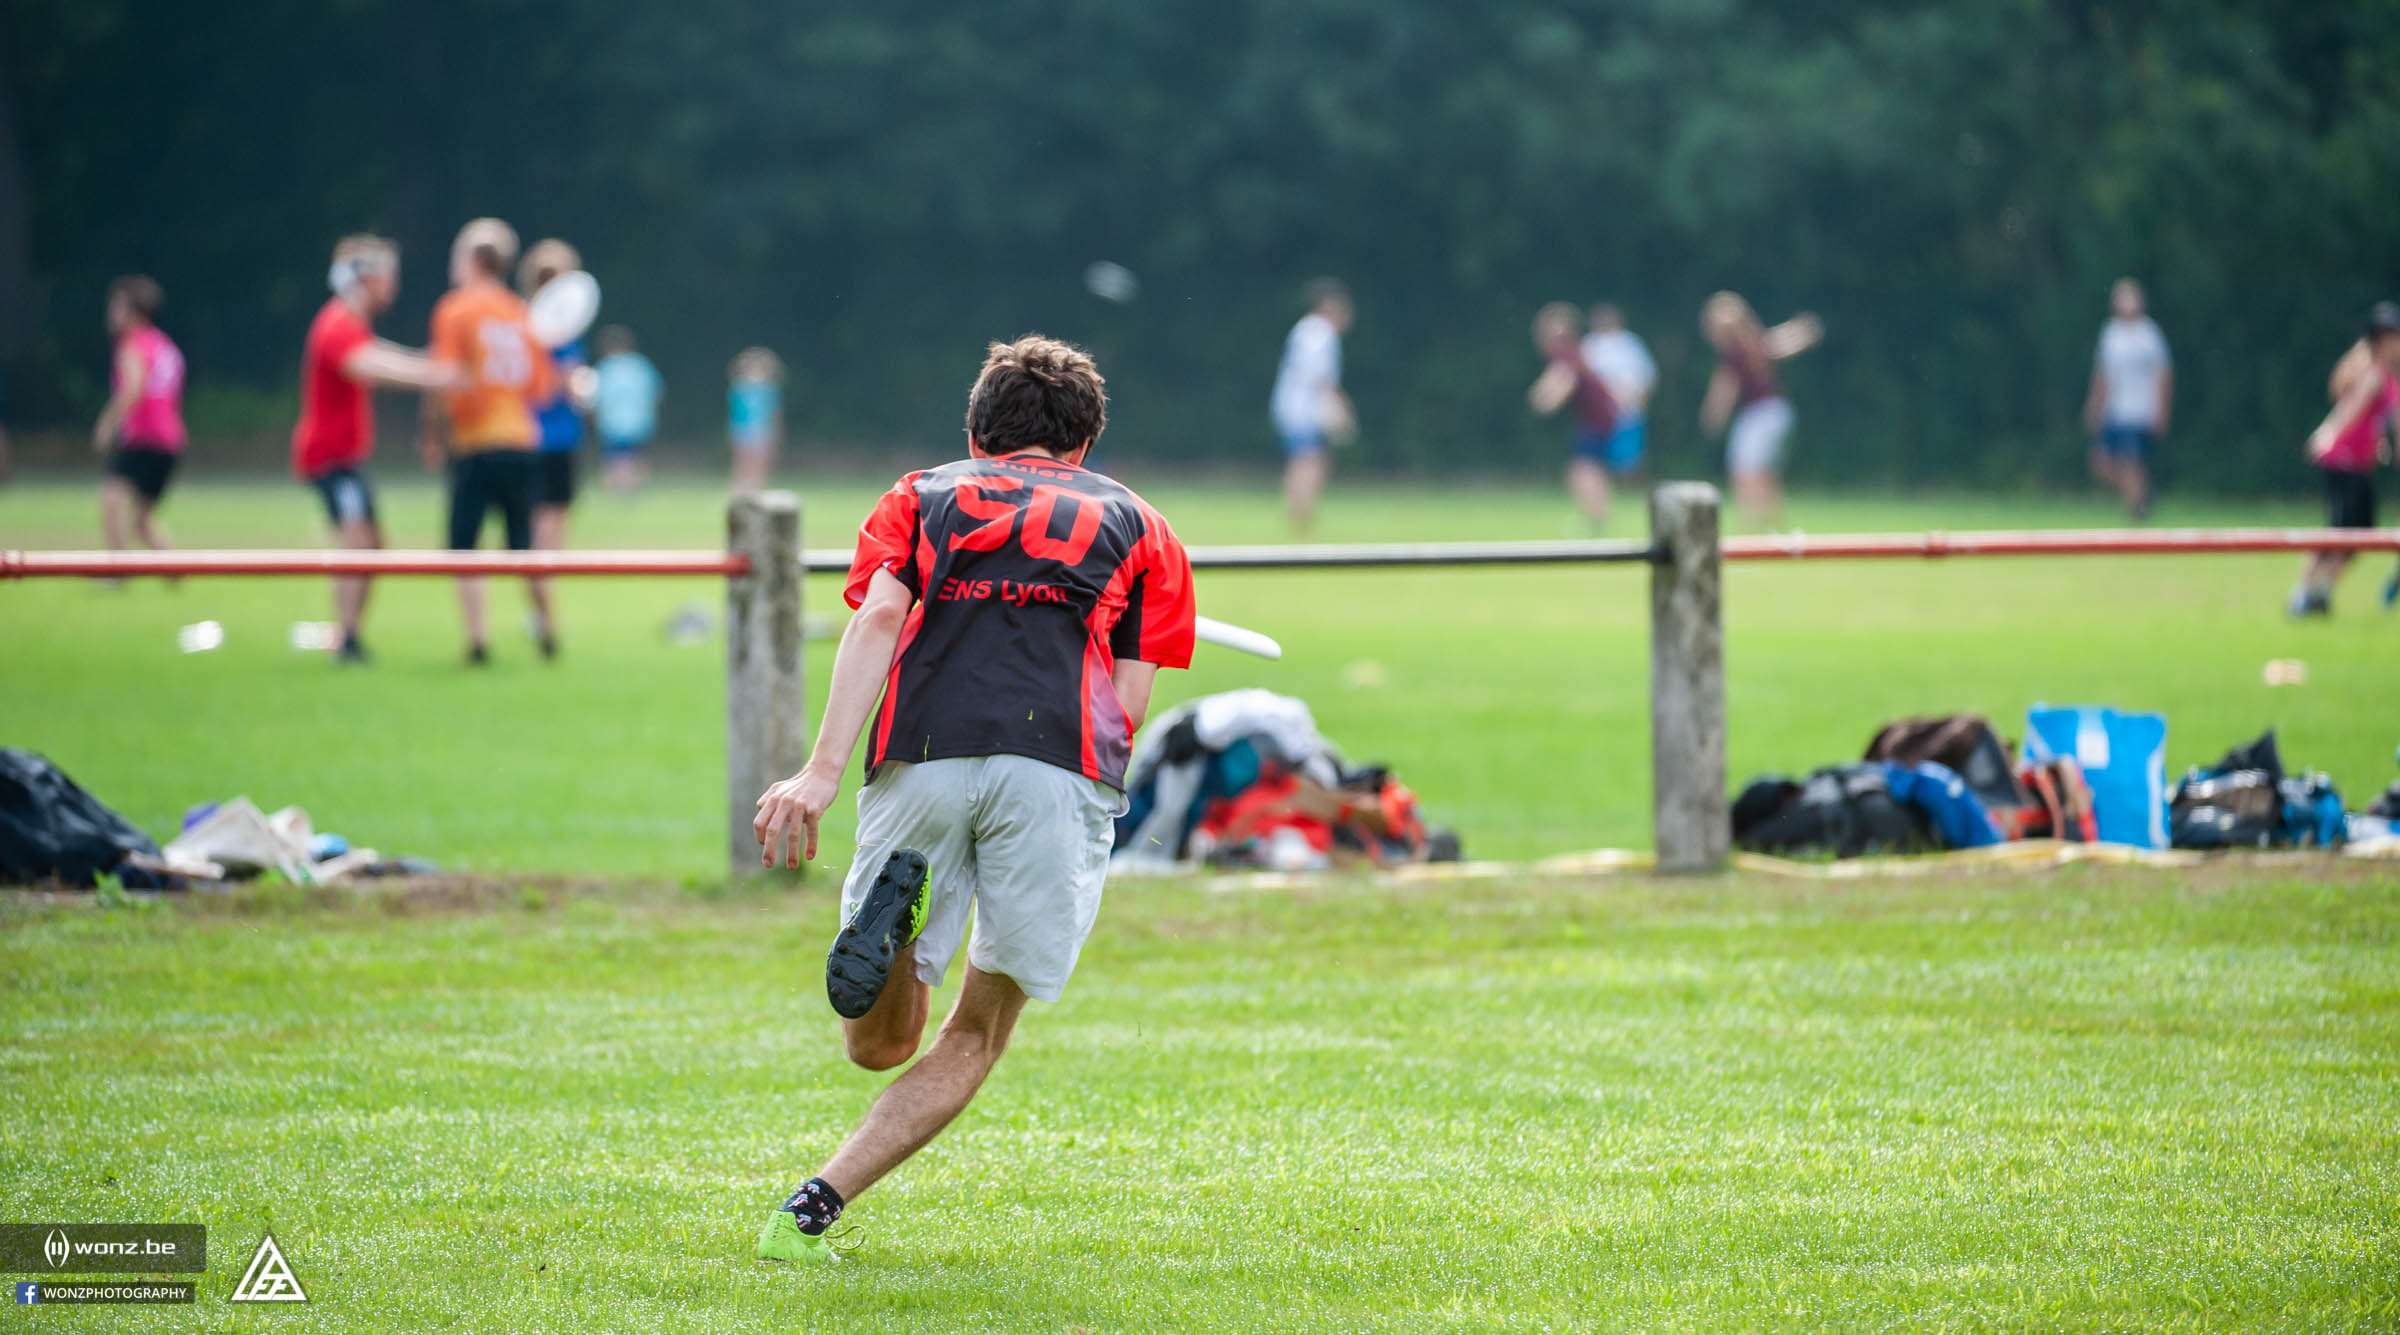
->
xmin=1195 ymin=615 xmax=1281 ymax=660
xmin=528 ymin=270 xmax=601 ymax=349
xmin=1083 ymin=260 xmax=1140 ymax=304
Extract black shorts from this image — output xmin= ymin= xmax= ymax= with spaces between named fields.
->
xmin=307 ymin=466 xmax=378 ymax=527
xmin=2324 ymin=467 xmax=2377 ymax=530
xmin=107 ymin=446 xmax=178 ymax=504
xmin=448 ymin=451 xmax=536 ymax=551
xmin=534 ymin=451 xmax=578 ymax=508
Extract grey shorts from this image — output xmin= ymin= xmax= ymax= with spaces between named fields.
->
xmin=843 ymin=755 xmax=1124 ymax=1003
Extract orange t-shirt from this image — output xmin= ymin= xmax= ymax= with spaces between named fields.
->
xmin=429 ymin=281 xmax=552 ymax=452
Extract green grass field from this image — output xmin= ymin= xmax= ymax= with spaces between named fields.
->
xmin=0 ymin=475 xmax=2394 ymax=876
xmin=5 ymin=475 xmax=2399 ymax=1329
xmin=3 ymin=868 xmax=2395 ymax=1331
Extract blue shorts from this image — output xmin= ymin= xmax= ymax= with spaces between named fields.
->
xmin=2097 ymin=424 xmax=2155 ymax=460
xmin=1278 ymin=426 xmax=1328 ymax=458
xmin=1574 ymin=420 xmax=1646 ymax=473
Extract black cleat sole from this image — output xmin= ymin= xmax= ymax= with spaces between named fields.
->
xmin=826 ymin=849 xmax=930 ymax=1020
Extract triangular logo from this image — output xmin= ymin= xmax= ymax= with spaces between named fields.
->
xmin=229 ymin=1233 xmax=307 ymax=1303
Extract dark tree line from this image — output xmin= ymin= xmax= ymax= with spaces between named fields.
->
xmin=6 ymin=0 xmax=2397 ymax=491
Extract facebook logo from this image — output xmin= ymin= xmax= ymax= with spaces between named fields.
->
xmin=15 ymin=1282 xmax=36 ymax=1304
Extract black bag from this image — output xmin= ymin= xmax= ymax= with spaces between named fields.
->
xmin=0 ymin=749 xmax=159 ymax=887
xmin=1734 ymin=764 xmax=1937 ymax=859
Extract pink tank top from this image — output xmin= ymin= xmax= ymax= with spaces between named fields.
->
xmin=115 ymin=325 xmax=187 ymax=450
xmin=2320 ymin=371 xmax=2397 ymax=475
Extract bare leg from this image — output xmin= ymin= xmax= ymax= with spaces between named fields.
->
xmin=733 ymin=447 xmax=772 ymax=494
xmin=816 ymin=964 xmax=1028 ymax=1203
xmin=332 ymin=517 xmax=379 ymax=642
xmin=2119 ymin=458 xmax=2150 ymax=518
xmin=1732 ymin=469 xmax=1783 ymax=531
xmin=529 ymin=504 xmax=566 ymax=644
xmin=1566 ymin=458 xmax=1611 ymax=527
xmin=132 ymin=499 xmax=170 ymax=552
xmin=458 ymin=575 xmax=487 ymax=651
xmin=841 ymin=942 xmax=931 ymax=1072
xmin=1283 ymin=450 xmax=1329 ymax=533
xmin=99 ymin=478 xmax=134 ymax=553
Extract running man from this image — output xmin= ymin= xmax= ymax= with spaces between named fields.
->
xmin=421 ymin=217 xmax=557 ymax=664
xmin=518 ymin=239 xmax=589 ymax=563
xmin=1700 ymin=291 xmax=1821 ymax=531
xmin=91 ymin=275 xmax=186 ymax=559
xmin=728 ymin=346 xmax=783 ymax=494
xmin=2083 ymin=277 xmax=2172 ymax=520
xmin=592 ymin=325 xmax=662 ymax=494
xmin=2289 ymin=302 xmax=2400 ymax=617
xmin=1270 ymin=277 xmax=1354 ymax=532
xmin=1526 ymin=302 xmax=1618 ymax=526
xmin=750 ymin=334 xmax=1195 ymax=1263
xmin=292 ymin=234 xmax=458 ymax=663
xmin=1583 ymin=303 xmax=1655 ymax=480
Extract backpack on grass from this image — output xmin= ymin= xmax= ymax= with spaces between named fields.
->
xmin=0 ymin=749 xmax=160 ymax=888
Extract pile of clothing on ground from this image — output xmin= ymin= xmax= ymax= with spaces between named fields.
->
xmin=1112 ymin=689 xmax=1460 ymax=872
xmin=0 ymin=748 xmax=432 ymax=891
xmin=1735 ymin=707 xmax=2397 ymax=860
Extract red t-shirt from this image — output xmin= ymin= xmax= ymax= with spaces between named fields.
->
xmin=2320 ymin=370 xmax=2399 ymax=474
xmin=291 ymin=298 xmax=375 ymax=478
xmin=846 ymin=452 xmax=1197 ymax=790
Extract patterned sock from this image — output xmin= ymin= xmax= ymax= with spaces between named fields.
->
xmin=780 ymin=1177 xmax=845 ymax=1236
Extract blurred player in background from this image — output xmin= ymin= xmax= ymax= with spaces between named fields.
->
xmin=728 ymin=346 xmax=783 ymax=493
xmin=593 ymin=325 xmax=661 ymax=494
xmin=92 ymin=275 xmax=187 ymax=560
xmin=2288 ymin=301 xmax=2400 ymax=617
xmin=1701 ymin=291 xmax=1820 ymax=530
xmin=1583 ymin=302 xmax=1654 ymax=479
xmin=1526 ymin=302 xmax=1618 ymax=526
xmin=1270 ymin=277 xmax=1354 ymax=533
xmin=422 ymin=217 xmax=557 ymax=664
xmin=291 ymin=234 xmax=458 ymax=663
xmin=752 ymin=334 xmax=1195 ymax=1264
xmin=519 ymin=239 xmax=589 ymax=555
xmin=2083 ymin=277 xmax=2173 ymax=520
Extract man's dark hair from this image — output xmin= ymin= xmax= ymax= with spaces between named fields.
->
xmin=470 ymin=243 xmax=509 ymax=278
xmin=965 ymin=335 xmax=1107 ymax=457
xmin=108 ymin=275 xmax=163 ymax=320
xmin=1304 ymin=276 xmax=1349 ymax=311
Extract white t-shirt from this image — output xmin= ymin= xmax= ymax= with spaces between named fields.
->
xmin=2095 ymin=317 xmax=2171 ymax=429
xmin=1271 ymin=313 xmax=1342 ymax=436
xmin=1581 ymin=329 xmax=1656 ymax=424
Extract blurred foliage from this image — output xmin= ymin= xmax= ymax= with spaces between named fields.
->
xmin=6 ymin=0 xmax=2398 ymax=490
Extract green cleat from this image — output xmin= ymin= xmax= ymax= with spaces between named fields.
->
xmin=755 ymin=1210 xmax=840 ymax=1264
xmin=826 ymin=849 xmax=931 ymax=1019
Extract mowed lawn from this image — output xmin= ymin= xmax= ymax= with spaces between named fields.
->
xmin=1 ymin=869 xmax=2394 ymax=1332
xmin=1 ymin=475 xmax=2392 ymax=878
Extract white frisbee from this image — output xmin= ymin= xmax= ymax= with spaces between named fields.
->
xmin=528 ymin=270 xmax=600 ymax=349
xmin=1195 ymin=615 xmax=1281 ymax=660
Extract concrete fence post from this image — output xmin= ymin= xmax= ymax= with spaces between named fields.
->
xmin=727 ymin=491 xmax=806 ymax=876
xmin=1649 ymin=483 xmax=1730 ymax=873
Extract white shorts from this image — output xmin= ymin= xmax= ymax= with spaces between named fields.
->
xmin=1726 ymin=396 xmax=1794 ymax=476
xmin=842 ymin=755 xmax=1123 ymax=1004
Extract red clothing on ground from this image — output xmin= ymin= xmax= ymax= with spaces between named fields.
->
xmin=845 ymin=451 xmax=1197 ymax=789
xmin=291 ymin=298 xmax=376 ymax=478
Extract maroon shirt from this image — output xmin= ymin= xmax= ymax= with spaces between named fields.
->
xmin=1546 ymin=334 xmax=1617 ymax=436
xmin=847 ymin=451 xmax=1197 ymax=789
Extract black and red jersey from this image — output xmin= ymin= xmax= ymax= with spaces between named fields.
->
xmin=845 ymin=451 xmax=1197 ymax=790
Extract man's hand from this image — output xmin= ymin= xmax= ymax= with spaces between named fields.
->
xmin=755 ymin=763 xmax=841 ymax=869
xmin=418 ymin=432 xmax=444 ymax=472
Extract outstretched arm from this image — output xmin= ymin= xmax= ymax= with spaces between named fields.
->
xmin=343 ymin=340 xmax=462 ymax=392
xmin=1764 ymin=313 xmax=1822 ymax=360
xmin=755 ymin=568 xmax=913 ymax=868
